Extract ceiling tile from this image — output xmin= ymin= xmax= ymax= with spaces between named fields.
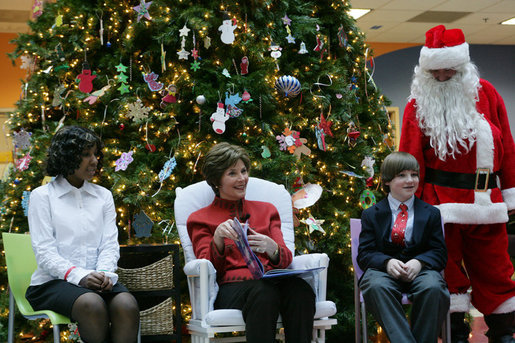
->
xmin=432 ymin=0 xmax=503 ymax=12
xmin=349 ymin=0 xmax=392 ymax=9
xmin=379 ymin=0 xmax=447 ymax=11
xmin=482 ymin=0 xmax=515 ymax=12
xmin=356 ymin=9 xmax=422 ymax=22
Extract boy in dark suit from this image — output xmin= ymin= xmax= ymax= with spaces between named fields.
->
xmin=358 ymin=151 xmax=450 ymax=342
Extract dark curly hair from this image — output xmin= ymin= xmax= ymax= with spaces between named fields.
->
xmin=46 ymin=126 xmax=104 ymax=177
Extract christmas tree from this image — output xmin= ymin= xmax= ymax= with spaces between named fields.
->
xmin=1 ymin=0 xmax=393 ymax=340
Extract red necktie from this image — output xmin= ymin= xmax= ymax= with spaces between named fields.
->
xmin=391 ymin=204 xmax=408 ymax=246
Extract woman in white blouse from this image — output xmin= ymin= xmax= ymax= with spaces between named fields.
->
xmin=25 ymin=126 xmax=139 ymax=343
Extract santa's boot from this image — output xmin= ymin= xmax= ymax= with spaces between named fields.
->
xmin=484 ymin=312 xmax=515 ymax=343
xmin=451 ymin=312 xmax=471 ymax=343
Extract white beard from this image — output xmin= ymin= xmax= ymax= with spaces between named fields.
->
xmin=409 ymin=62 xmax=482 ymax=161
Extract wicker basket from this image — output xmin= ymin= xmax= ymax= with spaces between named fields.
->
xmin=140 ymin=297 xmax=174 ymax=336
xmin=117 ymin=254 xmax=174 ymax=291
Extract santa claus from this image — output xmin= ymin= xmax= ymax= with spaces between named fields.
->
xmin=400 ymin=25 xmax=515 ymax=343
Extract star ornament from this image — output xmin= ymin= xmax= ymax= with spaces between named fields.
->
xmin=281 ymin=14 xmax=292 ymax=26
xmin=301 ymin=216 xmax=325 ymax=234
xmin=190 ymin=60 xmax=200 ymax=71
xmin=133 ymin=0 xmax=152 ymax=22
xmin=179 ymin=24 xmax=191 ymax=37
xmin=177 ymin=48 xmax=190 ymax=60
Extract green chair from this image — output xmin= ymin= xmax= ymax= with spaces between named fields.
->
xmin=2 ymin=232 xmax=70 ymax=343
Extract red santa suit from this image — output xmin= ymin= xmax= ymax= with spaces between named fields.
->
xmin=399 ymin=25 xmax=515 ymax=316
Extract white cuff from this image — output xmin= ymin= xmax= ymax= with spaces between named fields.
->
xmin=502 ymin=188 xmax=515 ymax=211
xmin=66 ymin=267 xmax=94 ymax=286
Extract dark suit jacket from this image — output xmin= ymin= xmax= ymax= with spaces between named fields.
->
xmin=357 ymin=197 xmax=447 ymax=274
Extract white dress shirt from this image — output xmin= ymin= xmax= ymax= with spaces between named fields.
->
xmin=388 ymin=194 xmax=415 ymax=245
xmin=28 ymin=175 xmax=119 ymax=286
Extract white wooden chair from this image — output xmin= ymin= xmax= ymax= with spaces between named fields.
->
xmin=175 ymin=177 xmax=337 ymax=342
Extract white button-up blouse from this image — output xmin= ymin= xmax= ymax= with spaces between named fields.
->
xmin=28 ymin=175 xmax=120 ymax=286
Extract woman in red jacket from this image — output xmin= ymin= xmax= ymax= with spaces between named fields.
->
xmin=187 ymin=142 xmax=315 ymax=343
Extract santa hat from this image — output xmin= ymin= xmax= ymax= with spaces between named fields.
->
xmin=418 ymin=25 xmax=470 ymax=70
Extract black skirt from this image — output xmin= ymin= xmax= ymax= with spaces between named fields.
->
xmin=26 ymin=279 xmax=129 ymax=320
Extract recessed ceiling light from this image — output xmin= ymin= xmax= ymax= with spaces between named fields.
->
xmin=501 ymin=17 xmax=515 ymax=25
xmin=348 ymin=9 xmax=371 ymax=20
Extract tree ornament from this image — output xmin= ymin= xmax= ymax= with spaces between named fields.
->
xmin=32 ymin=0 xmax=43 ymax=19
xmin=292 ymin=183 xmax=323 ymax=209
xmin=361 ymin=156 xmax=376 ymax=178
xmin=133 ymin=0 xmax=152 ymax=22
xmin=261 ymin=145 xmax=271 ymax=158
xmin=285 ymin=26 xmax=295 ymax=44
xmin=196 ymin=95 xmax=206 ymax=105
xmin=240 ymin=56 xmax=249 ymax=75
xmin=21 ymin=191 xmax=31 ymax=216
xmin=275 ymin=75 xmax=301 ymax=98
xmin=218 ymin=15 xmax=236 ymax=44
xmin=126 ymin=99 xmax=151 ymax=122
xmin=276 ymin=128 xmax=311 ymax=159
xmin=145 ymin=143 xmax=156 ymax=152
xmin=133 ymin=210 xmax=153 ymax=237
xmin=210 ymin=102 xmax=229 ymax=134
xmin=143 ymin=71 xmax=163 ymax=91
xmin=360 ymin=190 xmax=377 ymax=209
xmin=269 ymin=43 xmax=282 ymax=60
xmin=84 ymin=83 xmax=111 ymax=105
xmin=158 ymin=157 xmax=177 ymax=183
xmin=179 ymin=24 xmax=191 ymax=37
xmin=13 ymin=129 xmax=32 ymax=150
xmin=222 ymin=68 xmax=231 ymax=78
xmin=115 ymin=151 xmax=134 ymax=171
xmin=301 ymin=216 xmax=326 ymax=234
xmin=160 ymin=84 xmax=177 ymax=108
xmin=203 ymin=36 xmax=211 ymax=49
xmin=346 ymin=121 xmax=361 ymax=147
xmin=241 ymin=90 xmax=252 ymax=103
xmin=190 ymin=60 xmax=200 ymax=71
xmin=281 ymin=14 xmax=292 ymax=26
xmin=299 ymin=41 xmax=308 ymax=54
xmin=337 ymin=25 xmax=348 ymax=47
xmin=177 ymin=37 xmax=190 ymax=60
xmin=77 ymin=62 xmax=97 ymax=93
xmin=16 ymin=152 xmax=32 ymax=171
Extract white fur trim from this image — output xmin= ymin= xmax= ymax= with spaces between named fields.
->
xmin=475 ymin=118 xmax=494 ymax=170
xmin=450 ymin=293 xmax=471 ymax=313
xmin=502 ymin=188 xmax=515 ymax=211
xmin=419 ymin=43 xmax=470 ymax=70
xmin=492 ymin=296 xmax=515 ymax=314
xmin=437 ymin=202 xmax=508 ymax=225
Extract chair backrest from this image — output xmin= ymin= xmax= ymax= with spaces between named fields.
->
xmin=350 ymin=218 xmax=365 ymax=281
xmin=175 ymin=177 xmax=295 ymax=263
xmin=2 ymin=232 xmax=39 ymax=315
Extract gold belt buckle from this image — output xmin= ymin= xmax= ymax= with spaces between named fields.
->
xmin=474 ymin=168 xmax=490 ymax=192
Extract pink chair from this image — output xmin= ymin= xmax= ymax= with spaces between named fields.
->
xmin=350 ymin=218 xmax=451 ymax=343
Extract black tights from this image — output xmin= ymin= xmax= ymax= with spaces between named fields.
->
xmin=71 ymin=292 xmax=139 ymax=343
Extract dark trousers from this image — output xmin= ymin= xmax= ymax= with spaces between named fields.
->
xmin=360 ymin=268 xmax=450 ymax=343
xmin=215 ymin=277 xmax=316 ymax=343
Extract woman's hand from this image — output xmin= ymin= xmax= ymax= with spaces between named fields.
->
xmin=79 ymin=271 xmax=112 ymax=291
xmin=213 ymin=219 xmax=239 ymax=253
xmin=247 ymin=228 xmax=279 ymax=259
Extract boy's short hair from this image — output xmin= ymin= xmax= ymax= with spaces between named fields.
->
xmin=46 ymin=126 xmax=103 ymax=177
xmin=201 ymin=142 xmax=250 ymax=195
xmin=380 ymin=151 xmax=420 ymax=193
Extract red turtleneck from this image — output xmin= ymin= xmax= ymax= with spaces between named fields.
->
xmin=187 ymin=197 xmax=293 ymax=284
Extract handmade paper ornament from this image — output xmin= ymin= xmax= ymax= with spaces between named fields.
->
xmin=240 ymin=56 xmax=249 ymax=75
xmin=298 ymin=42 xmax=308 ymax=54
xmin=313 ymin=35 xmax=324 ymax=52
xmin=261 ymin=145 xmax=271 ymax=158
xmin=301 ymin=216 xmax=325 ymax=234
xmin=13 ymin=129 xmax=31 ymax=150
xmin=285 ymin=26 xmax=295 ymax=44
xmin=145 ymin=143 xmax=156 ymax=152
xmin=222 ymin=68 xmax=231 ymax=78
xmin=292 ymin=183 xmax=323 ymax=209
xmin=210 ymin=102 xmax=229 ymax=134
xmin=143 ymin=71 xmax=163 ymax=91
xmin=54 ymin=14 xmax=63 ymax=28
xmin=84 ymin=84 xmax=111 ymax=105
xmin=32 ymin=0 xmax=43 ymax=18
xmin=196 ymin=95 xmax=206 ymax=105
xmin=190 ymin=60 xmax=200 ymax=71
xmin=118 ymin=83 xmax=130 ymax=94
xmin=126 ymin=99 xmax=151 ymax=122
xmin=269 ymin=43 xmax=282 ymax=60
xmin=16 ymin=152 xmax=32 ymax=171
xmin=276 ymin=128 xmax=311 ymax=159
xmin=346 ymin=121 xmax=361 ymax=147
xmin=282 ymin=14 xmax=292 ymax=26
xmin=241 ymin=90 xmax=252 ymax=103
xmin=115 ymin=151 xmax=134 ymax=171
xmin=177 ymin=47 xmax=190 ymax=60
xmin=204 ymin=36 xmax=211 ymax=49
xmin=22 ymin=191 xmax=31 ymax=216
xmin=224 ymin=92 xmax=242 ymax=107
xmin=218 ymin=16 xmax=236 ymax=44
xmin=315 ymin=127 xmax=326 ymax=151
xmin=20 ymin=55 xmax=35 ymax=72
xmin=77 ymin=62 xmax=97 ymax=93
xmin=158 ymin=157 xmax=177 ymax=183
xmin=133 ymin=210 xmax=154 ymax=238
xmin=179 ymin=24 xmax=191 ymax=37
xmin=337 ymin=25 xmax=348 ymax=47
xmin=133 ymin=0 xmax=152 ymax=22
xmin=361 ymin=156 xmax=375 ymax=178
xmin=160 ymin=84 xmax=177 ymax=108
xmin=360 ymin=189 xmax=377 ymax=209
xmin=52 ymin=85 xmax=67 ymax=107
xmin=275 ymin=75 xmax=301 ymax=98
xmin=68 ymin=323 xmax=81 ymax=342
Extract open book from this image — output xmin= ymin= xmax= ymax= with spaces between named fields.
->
xmin=232 ymin=218 xmax=325 ymax=279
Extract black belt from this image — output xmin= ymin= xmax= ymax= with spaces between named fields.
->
xmin=425 ymin=167 xmax=498 ymax=192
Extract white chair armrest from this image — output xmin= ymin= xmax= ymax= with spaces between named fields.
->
xmin=291 ymin=253 xmax=330 ymax=302
xmin=183 ymin=259 xmax=219 ymax=320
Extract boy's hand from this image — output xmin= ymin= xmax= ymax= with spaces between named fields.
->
xmin=386 ymin=259 xmax=408 ymax=279
xmin=403 ymin=259 xmax=422 ymax=282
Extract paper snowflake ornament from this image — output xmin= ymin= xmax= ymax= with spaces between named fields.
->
xmin=133 ymin=210 xmax=154 ymax=238
xmin=158 ymin=157 xmax=177 ymax=183
xmin=115 ymin=151 xmax=134 ymax=171
xmin=16 ymin=152 xmax=32 ymax=171
xmin=133 ymin=0 xmax=152 ymax=22
xmin=126 ymin=100 xmax=151 ymax=122
xmin=22 ymin=191 xmax=31 ymax=216
xmin=13 ymin=129 xmax=32 ymax=150
xmin=301 ymin=216 xmax=325 ymax=234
